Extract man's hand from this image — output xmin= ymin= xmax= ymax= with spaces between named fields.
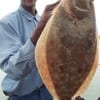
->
xmin=31 ymin=1 xmax=60 ymax=45
xmin=40 ymin=1 xmax=60 ymax=23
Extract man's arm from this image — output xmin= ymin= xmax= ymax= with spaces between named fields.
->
xmin=31 ymin=1 xmax=60 ymax=45
xmin=0 ymin=20 xmax=36 ymax=80
xmin=0 ymin=1 xmax=59 ymax=80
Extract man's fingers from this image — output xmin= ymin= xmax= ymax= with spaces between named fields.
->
xmin=41 ymin=1 xmax=60 ymax=23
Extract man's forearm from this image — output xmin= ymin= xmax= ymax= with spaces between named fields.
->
xmin=31 ymin=20 xmax=47 ymax=45
xmin=31 ymin=1 xmax=60 ymax=45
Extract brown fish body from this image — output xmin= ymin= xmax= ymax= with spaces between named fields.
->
xmin=35 ymin=1 xmax=97 ymax=100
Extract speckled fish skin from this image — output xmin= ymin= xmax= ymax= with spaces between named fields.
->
xmin=35 ymin=0 xmax=97 ymax=100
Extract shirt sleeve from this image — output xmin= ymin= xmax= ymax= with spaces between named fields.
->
xmin=0 ymin=20 xmax=37 ymax=80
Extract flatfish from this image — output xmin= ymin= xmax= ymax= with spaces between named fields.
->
xmin=35 ymin=0 xmax=98 ymax=100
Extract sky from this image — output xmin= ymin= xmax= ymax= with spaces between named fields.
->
xmin=0 ymin=0 xmax=58 ymax=18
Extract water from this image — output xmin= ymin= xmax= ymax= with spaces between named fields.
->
xmin=83 ymin=67 xmax=100 ymax=100
xmin=0 ymin=71 xmax=8 ymax=99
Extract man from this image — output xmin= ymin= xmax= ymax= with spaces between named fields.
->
xmin=0 ymin=0 xmax=59 ymax=100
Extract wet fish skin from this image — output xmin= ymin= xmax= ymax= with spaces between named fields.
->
xmin=35 ymin=0 xmax=97 ymax=100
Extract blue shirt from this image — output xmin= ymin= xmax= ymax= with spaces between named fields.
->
xmin=0 ymin=7 xmax=43 ymax=96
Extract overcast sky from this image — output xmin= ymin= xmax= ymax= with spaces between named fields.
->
xmin=0 ymin=0 xmax=100 ymax=33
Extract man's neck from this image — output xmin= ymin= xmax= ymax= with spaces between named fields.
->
xmin=22 ymin=5 xmax=36 ymax=16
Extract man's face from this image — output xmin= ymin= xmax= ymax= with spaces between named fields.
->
xmin=21 ymin=0 xmax=37 ymax=7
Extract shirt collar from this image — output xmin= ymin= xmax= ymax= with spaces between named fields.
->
xmin=18 ymin=7 xmax=40 ymax=21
